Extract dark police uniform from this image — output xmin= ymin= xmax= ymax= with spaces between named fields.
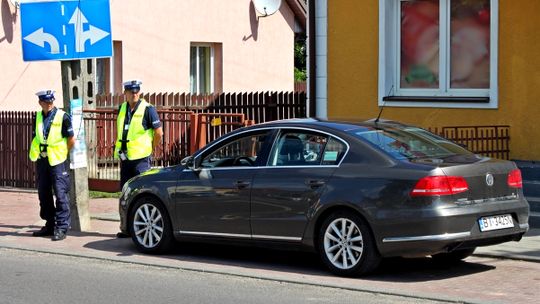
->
xmin=117 ymin=100 xmax=161 ymax=188
xmin=30 ymin=91 xmax=73 ymax=241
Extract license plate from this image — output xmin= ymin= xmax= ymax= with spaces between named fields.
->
xmin=478 ymin=214 xmax=514 ymax=232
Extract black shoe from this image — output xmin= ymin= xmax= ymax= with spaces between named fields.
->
xmin=32 ymin=226 xmax=54 ymax=237
xmin=52 ymin=229 xmax=67 ymax=241
xmin=116 ymin=232 xmax=130 ymax=238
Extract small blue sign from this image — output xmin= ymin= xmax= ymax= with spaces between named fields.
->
xmin=20 ymin=0 xmax=112 ymax=62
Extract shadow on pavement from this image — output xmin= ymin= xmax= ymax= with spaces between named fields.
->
xmin=83 ymin=238 xmax=497 ymax=281
xmin=0 ymin=224 xmax=117 ymax=238
xmin=371 ymin=257 xmax=495 ymax=282
xmin=524 ymin=229 xmax=540 ymax=237
xmin=84 ymin=239 xmax=328 ymax=275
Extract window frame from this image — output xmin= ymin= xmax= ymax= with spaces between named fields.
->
xmin=266 ymin=129 xmax=348 ymax=167
xmin=190 ymin=43 xmax=215 ymax=95
xmin=267 ymin=130 xmax=329 ymax=167
xmin=378 ymin=0 xmax=498 ymax=109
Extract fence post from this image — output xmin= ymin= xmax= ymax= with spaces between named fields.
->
xmin=198 ymin=115 xmax=208 ymax=150
xmin=267 ymin=91 xmax=278 ymax=121
xmin=189 ymin=113 xmax=199 ymax=155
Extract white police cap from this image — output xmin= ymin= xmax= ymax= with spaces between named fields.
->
xmin=35 ymin=90 xmax=55 ymax=102
xmin=123 ymin=80 xmax=142 ymax=91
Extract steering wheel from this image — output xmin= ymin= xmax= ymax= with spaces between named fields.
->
xmin=233 ymin=156 xmax=255 ymax=166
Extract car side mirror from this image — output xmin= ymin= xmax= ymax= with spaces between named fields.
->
xmin=181 ymin=155 xmax=195 ymax=169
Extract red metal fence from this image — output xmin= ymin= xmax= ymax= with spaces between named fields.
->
xmin=83 ymin=109 xmax=253 ymax=190
xmin=83 ymin=91 xmax=307 ymax=190
xmin=0 ymin=111 xmax=36 ymax=188
xmin=96 ymin=91 xmax=308 ymax=123
xmin=429 ymin=125 xmax=511 ymax=160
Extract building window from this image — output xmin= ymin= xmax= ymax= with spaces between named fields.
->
xmin=96 ymin=41 xmax=123 ymax=94
xmin=190 ymin=44 xmax=214 ymax=94
xmin=379 ymin=0 xmax=498 ymax=108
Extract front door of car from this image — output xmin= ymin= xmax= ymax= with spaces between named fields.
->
xmin=250 ymin=130 xmax=347 ymax=240
xmin=175 ymin=130 xmax=271 ymax=237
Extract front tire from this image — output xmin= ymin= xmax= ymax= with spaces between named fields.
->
xmin=129 ymin=196 xmax=174 ymax=254
xmin=318 ymin=211 xmax=381 ymax=276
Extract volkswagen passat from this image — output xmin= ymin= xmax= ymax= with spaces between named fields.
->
xmin=119 ymin=119 xmax=529 ymax=276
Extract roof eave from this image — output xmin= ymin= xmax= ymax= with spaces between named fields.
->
xmin=285 ymin=0 xmax=307 ymax=32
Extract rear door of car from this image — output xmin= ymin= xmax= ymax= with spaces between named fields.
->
xmin=175 ymin=129 xmax=273 ymax=237
xmin=250 ymin=128 xmax=348 ymax=241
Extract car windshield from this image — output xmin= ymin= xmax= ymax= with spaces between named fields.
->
xmin=349 ymin=126 xmax=472 ymax=160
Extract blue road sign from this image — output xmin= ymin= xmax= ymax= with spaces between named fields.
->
xmin=20 ymin=0 xmax=112 ymax=62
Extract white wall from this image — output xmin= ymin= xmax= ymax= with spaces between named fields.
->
xmin=1 ymin=0 xmax=296 ymax=111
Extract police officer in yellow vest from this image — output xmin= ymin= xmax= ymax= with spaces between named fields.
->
xmin=29 ymin=90 xmax=75 ymax=241
xmin=115 ymin=80 xmax=163 ymax=189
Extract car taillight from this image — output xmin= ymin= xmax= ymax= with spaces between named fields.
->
xmin=410 ymin=176 xmax=469 ymax=197
xmin=507 ymin=169 xmax=523 ymax=188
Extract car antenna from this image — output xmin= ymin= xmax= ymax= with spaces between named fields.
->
xmin=375 ymin=85 xmax=394 ymax=123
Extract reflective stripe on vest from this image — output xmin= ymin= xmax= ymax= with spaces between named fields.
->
xmin=29 ymin=109 xmax=69 ymax=166
xmin=114 ymin=99 xmax=154 ymax=160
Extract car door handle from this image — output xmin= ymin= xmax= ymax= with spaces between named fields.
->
xmin=306 ymin=180 xmax=325 ymax=188
xmin=234 ymin=180 xmax=251 ymax=189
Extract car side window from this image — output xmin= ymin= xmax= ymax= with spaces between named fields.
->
xmin=268 ymin=131 xmax=328 ymax=166
xmin=201 ymin=133 xmax=267 ymax=168
xmin=321 ymin=137 xmax=347 ymax=165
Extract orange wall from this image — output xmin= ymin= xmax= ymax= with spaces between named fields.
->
xmin=327 ymin=1 xmax=540 ymax=161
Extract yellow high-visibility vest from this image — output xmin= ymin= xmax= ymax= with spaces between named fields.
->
xmin=114 ymin=99 xmax=154 ymax=160
xmin=29 ymin=109 xmax=69 ymax=166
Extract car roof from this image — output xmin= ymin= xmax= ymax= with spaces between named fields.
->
xmin=254 ymin=118 xmax=410 ymax=132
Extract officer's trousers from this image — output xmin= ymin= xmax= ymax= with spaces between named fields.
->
xmin=120 ymin=156 xmax=151 ymax=190
xmin=36 ymin=158 xmax=71 ymax=231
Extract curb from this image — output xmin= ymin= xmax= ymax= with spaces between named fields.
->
xmin=472 ymin=253 xmax=540 ymax=263
xmin=90 ymin=213 xmax=120 ymax=222
xmin=0 ymin=187 xmax=37 ymax=194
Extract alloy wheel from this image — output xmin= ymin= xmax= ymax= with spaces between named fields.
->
xmin=133 ymin=203 xmax=164 ymax=248
xmin=323 ymin=218 xmax=364 ymax=270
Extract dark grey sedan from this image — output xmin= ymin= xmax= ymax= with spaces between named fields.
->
xmin=119 ymin=119 xmax=529 ymax=276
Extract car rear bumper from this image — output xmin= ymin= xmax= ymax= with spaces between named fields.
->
xmin=374 ymin=198 xmax=530 ymax=257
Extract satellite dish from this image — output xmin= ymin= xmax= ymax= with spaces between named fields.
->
xmin=252 ymin=0 xmax=282 ymax=17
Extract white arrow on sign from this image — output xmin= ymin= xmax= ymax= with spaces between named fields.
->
xmin=23 ymin=28 xmax=60 ymax=54
xmin=69 ymin=7 xmax=110 ymax=53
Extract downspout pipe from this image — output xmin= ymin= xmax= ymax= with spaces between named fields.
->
xmin=307 ymin=0 xmax=316 ymax=117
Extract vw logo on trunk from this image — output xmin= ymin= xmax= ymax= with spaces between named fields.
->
xmin=486 ymin=173 xmax=494 ymax=186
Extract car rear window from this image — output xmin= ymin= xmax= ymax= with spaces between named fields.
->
xmin=349 ymin=126 xmax=472 ymax=160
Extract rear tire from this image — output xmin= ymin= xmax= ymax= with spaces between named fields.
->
xmin=317 ymin=211 xmax=381 ymax=276
xmin=129 ymin=196 xmax=174 ymax=254
xmin=432 ymin=247 xmax=476 ymax=263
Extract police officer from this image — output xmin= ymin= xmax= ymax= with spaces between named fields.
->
xmin=115 ymin=80 xmax=162 ymax=238
xmin=115 ymin=80 xmax=163 ymax=189
xmin=29 ymin=90 xmax=75 ymax=241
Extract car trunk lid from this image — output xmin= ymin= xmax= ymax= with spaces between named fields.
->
xmin=411 ymin=154 xmax=520 ymax=201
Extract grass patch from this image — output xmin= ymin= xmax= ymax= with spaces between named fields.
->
xmin=89 ymin=191 xmax=121 ymax=199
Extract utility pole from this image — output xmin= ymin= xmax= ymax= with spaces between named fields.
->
xmin=60 ymin=59 xmax=95 ymax=231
